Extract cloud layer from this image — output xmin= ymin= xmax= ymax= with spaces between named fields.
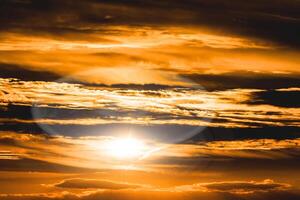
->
xmin=0 ymin=1 xmax=299 ymax=199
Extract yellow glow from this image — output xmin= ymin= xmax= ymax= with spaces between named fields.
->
xmin=105 ymin=137 xmax=146 ymax=159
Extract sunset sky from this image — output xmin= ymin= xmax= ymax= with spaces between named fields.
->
xmin=0 ymin=0 xmax=300 ymax=199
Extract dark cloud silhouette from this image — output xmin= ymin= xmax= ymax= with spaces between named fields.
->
xmin=191 ymin=126 xmax=300 ymax=141
xmin=246 ymin=90 xmax=300 ymax=108
xmin=182 ymin=71 xmax=300 ymax=91
xmin=0 ymin=63 xmax=62 ymax=81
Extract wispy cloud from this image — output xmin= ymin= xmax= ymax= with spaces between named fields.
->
xmin=0 ymin=179 xmax=297 ymax=200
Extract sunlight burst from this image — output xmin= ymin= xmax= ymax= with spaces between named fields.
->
xmin=105 ymin=137 xmax=147 ymax=159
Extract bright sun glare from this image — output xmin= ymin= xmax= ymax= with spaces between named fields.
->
xmin=105 ymin=137 xmax=146 ymax=159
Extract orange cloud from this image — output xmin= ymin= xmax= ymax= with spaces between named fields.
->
xmin=0 ymin=179 xmax=296 ymax=200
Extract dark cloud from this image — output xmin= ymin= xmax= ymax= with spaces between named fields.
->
xmin=200 ymin=180 xmax=289 ymax=193
xmin=1 ymin=104 xmax=208 ymax=121
xmin=182 ymin=71 xmax=300 ymax=91
xmin=0 ymin=62 xmax=177 ymax=88
xmin=1 ymin=119 xmax=300 ymax=142
xmin=0 ymin=0 xmax=299 ymax=48
xmin=1 ymin=104 xmax=300 ymax=140
xmin=0 ymin=137 xmax=19 ymax=146
xmin=0 ymin=63 xmax=62 ymax=81
xmin=54 ymin=178 xmax=141 ymax=189
xmin=150 ymin=147 xmax=300 ymax=174
xmin=245 ymin=90 xmax=300 ymax=108
xmin=189 ymin=126 xmax=300 ymax=142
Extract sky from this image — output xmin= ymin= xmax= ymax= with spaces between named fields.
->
xmin=0 ymin=0 xmax=300 ymax=199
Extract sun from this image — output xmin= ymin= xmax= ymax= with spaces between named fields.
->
xmin=105 ymin=137 xmax=146 ymax=160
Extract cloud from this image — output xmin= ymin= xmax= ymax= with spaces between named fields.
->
xmin=0 ymin=157 xmax=94 ymax=173
xmin=0 ymin=180 xmax=297 ymax=200
xmin=1 ymin=27 xmax=288 ymax=87
xmin=0 ymin=132 xmax=106 ymax=171
xmin=52 ymin=178 xmax=142 ymax=190
xmin=202 ymin=139 xmax=300 ymax=150
xmin=0 ymin=0 xmax=299 ymax=48
xmin=0 ymin=1 xmax=299 ymax=93
xmin=1 ymin=77 xmax=300 ymax=149
xmin=177 ymin=179 xmax=290 ymax=194
xmin=182 ymin=71 xmax=300 ymax=91
xmin=245 ymin=90 xmax=300 ymax=108
xmin=146 ymin=138 xmax=300 ymax=173
xmin=0 ymin=150 xmax=20 ymax=160
xmin=0 ymin=63 xmax=62 ymax=81
xmin=0 ymin=2 xmax=299 ymax=199
xmin=1 ymin=133 xmax=300 ymax=200
xmin=1 ymin=132 xmax=300 ymax=174
xmin=1 ymin=78 xmax=300 ymax=134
